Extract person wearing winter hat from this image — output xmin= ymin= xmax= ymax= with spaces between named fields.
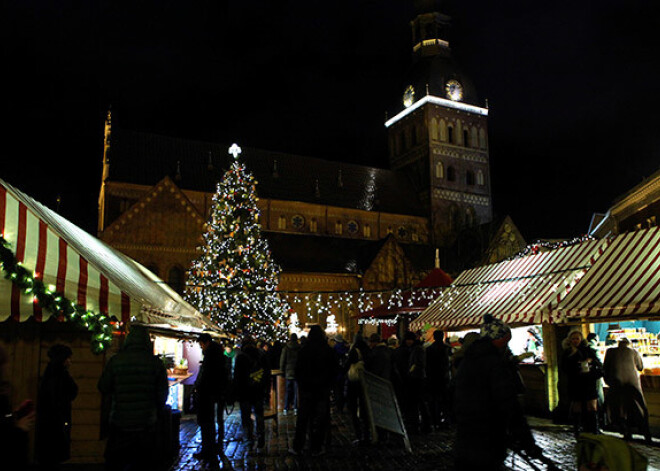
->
xmin=453 ymin=314 xmax=543 ymax=468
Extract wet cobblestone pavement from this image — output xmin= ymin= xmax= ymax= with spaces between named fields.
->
xmin=170 ymin=408 xmax=660 ymax=471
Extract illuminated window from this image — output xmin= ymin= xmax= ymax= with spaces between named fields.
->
xmin=335 ymin=221 xmax=343 ymax=235
xmin=477 ymin=170 xmax=485 ymax=186
xmin=440 ymin=119 xmax=447 ymax=141
xmin=364 ymin=224 xmax=371 ymax=238
xmin=310 ymin=218 xmax=318 ymax=233
xmin=430 ymin=118 xmax=439 ymax=141
xmin=435 ymin=161 xmax=444 ymax=179
xmin=278 ymin=215 xmax=286 ymax=230
xmin=479 ymin=128 xmax=487 ymax=149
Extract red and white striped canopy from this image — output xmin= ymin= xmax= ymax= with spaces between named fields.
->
xmin=556 ymin=227 xmax=660 ymax=321
xmin=411 ymin=238 xmax=609 ymax=331
xmin=0 ymin=179 xmax=213 ymax=331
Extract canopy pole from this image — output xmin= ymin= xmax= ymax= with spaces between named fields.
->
xmin=542 ymin=322 xmax=559 ymax=412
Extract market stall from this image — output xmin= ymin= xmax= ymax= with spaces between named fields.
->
xmin=411 ymin=237 xmax=610 ymax=416
xmin=555 ymin=226 xmax=660 ymax=426
xmin=357 ymin=267 xmax=453 ymax=339
xmin=0 ymin=178 xmax=218 ymax=464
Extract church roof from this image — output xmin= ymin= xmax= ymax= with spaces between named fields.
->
xmin=264 ymin=232 xmax=390 ymax=274
xmin=106 ymin=129 xmax=425 ymax=217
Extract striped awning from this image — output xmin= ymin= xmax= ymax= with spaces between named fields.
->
xmin=0 ymin=179 xmax=214 ymax=332
xmin=556 ymin=227 xmax=660 ymax=321
xmin=410 ymin=238 xmax=609 ymax=331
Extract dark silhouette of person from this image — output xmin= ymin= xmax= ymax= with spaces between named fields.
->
xmin=98 ymin=325 xmax=168 ymax=471
xmin=194 ymin=333 xmax=230 ymax=460
xmin=36 ymin=344 xmax=78 ymax=469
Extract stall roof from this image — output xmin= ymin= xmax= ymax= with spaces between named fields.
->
xmin=0 ymin=179 xmax=215 ymax=332
xmin=557 ymin=227 xmax=660 ymax=322
xmin=410 ymin=238 xmax=610 ymax=331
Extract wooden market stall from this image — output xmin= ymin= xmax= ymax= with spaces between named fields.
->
xmin=555 ymin=226 xmax=660 ymax=428
xmin=411 ymin=237 xmax=610 ymax=417
xmin=0 ymin=178 xmax=217 ymax=465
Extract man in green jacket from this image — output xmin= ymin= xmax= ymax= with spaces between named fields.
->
xmin=98 ymin=325 xmax=168 ymax=470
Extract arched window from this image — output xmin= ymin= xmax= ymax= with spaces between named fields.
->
xmin=335 ymin=221 xmax=343 ymax=235
xmin=278 ymin=215 xmax=286 ymax=230
xmin=471 ymin=127 xmax=479 ymax=149
xmin=440 ymin=119 xmax=447 ymax=141
xmin=364 ymin=224 xmax=372 ymax=238
xmin=447 ymin=126 xmax=454 ymax=144
xmin=463 ymin=129 xmax=469 ymax=147
xmin=465 ymin=207 xmax=476 ymax=227
xmin=310 ymin=218 xmax=318 ymax=233
xmin=168 ymin=266 xmax=185 ymax=295
xmin=430 ymin=118 xmax=439 ymax=141
xmin=466 ymin=170 xmax=475 ymax=185
xmin=435 ymin=161 xmax=444 ymax=179
xmin=447 ymin=166 xmax=456 ymax=182
xmin=477 ymin=170 xmax=485 ymax=186
xmin=479 ymin=128 xmax=487 ymax=149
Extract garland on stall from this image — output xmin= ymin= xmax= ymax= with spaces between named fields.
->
xmin=507 ymin=235 xmax=595 ymax=260
xmin=0 ymin=236 xmax=117 ymax=354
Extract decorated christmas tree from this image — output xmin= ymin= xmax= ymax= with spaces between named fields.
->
xmin=185 ymin=143 xmax=288 ymax=341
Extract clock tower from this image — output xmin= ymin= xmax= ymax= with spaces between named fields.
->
xmin=387 ymin=0 xmax=492 ymax=245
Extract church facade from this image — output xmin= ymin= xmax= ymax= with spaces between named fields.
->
xmin=97 ymin=2 xmax=518 ymax=335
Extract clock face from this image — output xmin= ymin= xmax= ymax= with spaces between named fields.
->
xmin=403 ymin=85 xmax=415 ymax=108
xmin=445 ymin=79 xmax=463 ymax=101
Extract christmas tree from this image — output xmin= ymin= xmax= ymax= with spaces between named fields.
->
xmin=185 ymin=143 xmax=288 ymax=341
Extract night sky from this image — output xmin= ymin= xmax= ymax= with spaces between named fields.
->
xmin=3 ymin=0 xmax=659 ymax=241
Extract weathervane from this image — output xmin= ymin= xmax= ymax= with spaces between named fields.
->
xmin=228 ymin=143 xmax=242 ymax=159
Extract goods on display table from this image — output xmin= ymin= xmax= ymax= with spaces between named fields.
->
xmin=154 ymin=336 xmax=192 ymax=410
xmin=596 ymin=326 xmax=660 ymax=374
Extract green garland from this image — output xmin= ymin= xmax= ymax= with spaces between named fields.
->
xmin=0 ymin=236 xmax=117 ymax=354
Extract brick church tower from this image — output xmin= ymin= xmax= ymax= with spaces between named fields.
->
xmin=386 ymin=0 xmax=493 ymax=245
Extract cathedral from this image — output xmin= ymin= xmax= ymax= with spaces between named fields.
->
xmin=97 ymin=1 xmax=525 ymax=334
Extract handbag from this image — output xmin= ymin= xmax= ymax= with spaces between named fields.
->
xmin=347 ymin=349 xmax=364 ymax=382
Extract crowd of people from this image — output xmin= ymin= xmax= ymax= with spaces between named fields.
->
xmin=1 ymin=319 xmax=656 ymax=469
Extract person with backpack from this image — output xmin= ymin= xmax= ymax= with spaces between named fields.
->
xmin=233 ymin=336 xmax=271 ymax=452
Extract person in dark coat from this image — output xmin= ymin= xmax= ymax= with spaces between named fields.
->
xmin=0 ymin=344 xmax=35 ymax=470
xmin=603 ymin=338 xmax=652 ymax=442
xmin=366 ymin=333 xmax=392 ymax=381
xmin=98 ymin=325 xmax=169 ymax=471
xmin=454 ymin=315 xmax=542 ymax=469
xmin=331 ymin=334 xmax=349 ymax=412
xmin=345 ymin=333 xmax=370 ymax=443
xmin=561 ymin=329 xmax=603 ymax=436
xmin=280 ymin=333 xmax=301 ymax=414
xmin=36 ymin=344 xmax=78 ymax=468
xmin=194 ymin=333 xmax=230 ymax=460
xmin=291 ymin=325 xmax=337 ymax=456
xmin=426 ymin=329 xmax=450 ymax=430
xmin=233 ymin=336 xmax=271 ymax=451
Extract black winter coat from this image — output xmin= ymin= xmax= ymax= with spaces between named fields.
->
xmin=561 ymin=342 xmax=603 ymax=402
xmin=196 ymin=341 xmax=230 ymax=401
xmin=36 ymin=363 xmax=78 ymax=464
xmin=233 ymin=345 xmax=271 ymax=402
xmin=98 ymin=327 xmax=168 ymax=430
xmin=426 ymin=340 xmax=450 ymax=390
xmin=295 ymin=341 xmax=338 ymax=393
xmin=280 ymin=340 xmax=301 ymax=380
xmin=453 ymin=338 xmax=525 ymax=467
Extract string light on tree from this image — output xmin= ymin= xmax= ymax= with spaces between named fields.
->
xmin=185 ymin=143 xmax=288 ymax=342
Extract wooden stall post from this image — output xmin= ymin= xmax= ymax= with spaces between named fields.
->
xmin=542 ymin=323 xmax=559 ymax=411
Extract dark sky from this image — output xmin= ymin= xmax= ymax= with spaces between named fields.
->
xmin=3 ymin=0 xmax=659 ymax=241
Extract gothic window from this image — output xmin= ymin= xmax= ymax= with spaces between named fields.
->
xmin=278 ymin=215 xmax=287 ymax=230
xmin=463 ymin=129 xmax=469 ymax=147
xmin=440 ymin=119 xmax=447 ymax=142
xmin=347 ymin=220 xmax=359 ymax=235
xmin=291 ymin=214 xmax=305 ymax=229
xmin=397 ymin=226 xmax=408 ymax=239
xmin=447 ymin=126 xmax=454 ymax=144
xmin=479 ymin=128 xmax=487 ymax=149
xmin=477 ymin=170 xmax=485 ymax=186
xmin=430 ymin=118 xmax=439 ymax=141
xmin=435 ymin=161 xmax=444 ymax=179
xmin=335 ymin=221 xmax=343 ymax=235
xmin=310 ymin=218 xmax=318 ymax=233
xmin=168 ymin=266 xmax=185 ymax=295
xmin=471 ymin=127 xmax=479 ymax=149
xmin=465 ymin=207 xmax=476 ymax=227
xmin=466 ymin=170 xmax=475 ymax=186
xmin=364 ymin=224 xmax=372 ymax=238
xmin=447 ymin=166 xmax=456 ymax=182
